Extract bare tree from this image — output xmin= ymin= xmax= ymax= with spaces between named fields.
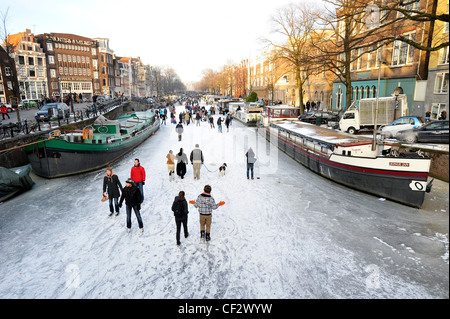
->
xmin=263 ymin=3 xmax=322 ymax=112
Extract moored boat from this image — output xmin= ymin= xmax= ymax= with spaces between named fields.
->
xmin=262 ymin=120 xmax=433 ymax=208
xmin=25 ymin=110 xmax=160 ymax=178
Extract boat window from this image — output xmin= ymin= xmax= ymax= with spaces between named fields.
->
xmin=273 ymin=109 xmax=281 ymax=117
xmin=282 ymin=109 xmax=290 ymax=117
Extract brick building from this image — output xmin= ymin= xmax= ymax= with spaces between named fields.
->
xmin=94 ymin=38 xmax=115 ymax=96
xmin=35 ymin=33 xmax=100 ymax=101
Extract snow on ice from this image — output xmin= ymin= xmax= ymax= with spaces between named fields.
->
xmin=0 ymin=102 xmax=448 ymax=299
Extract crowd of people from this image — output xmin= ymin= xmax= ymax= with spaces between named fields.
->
xmin=102 ymin=97 xmax=255 ymax=246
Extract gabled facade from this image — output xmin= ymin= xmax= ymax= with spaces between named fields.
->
xmin=7 ymin=29 xmax=49 ymax=101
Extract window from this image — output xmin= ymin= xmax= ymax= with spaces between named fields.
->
xmin=63 ymin=54 xmax=67 ymax=62
xmin=371 ymin=85 xmax=376 ymax=98
xmin=431 ymin=103 xmax=447 ymax=119
xmin=37 ymin=58 xmax=43 ymax=66
xmin=38 ymin=68 xmax=44 ymax=77
xmin=64 ymin=67 xmax=68 ymax=75
xmin=19 ymin=67 xmax=26 ymax=77
xmin=48 ymin=55 xmax=55 ymax=64
xmin=77 ymin=56 xmax=81 ymax=63
xmin=50 ymin=69 xmax=56 ymax=78
xmin=74 ymin=68 xmax=77 ymax=75
xmin=18 ymin=56 xmax=25 ymax=65
xmin=392 ymin=33 xmax=415 ymax=66
xmin=5 ymin=67 xmax=11 ymax=76
xmin=68 ymin=55 xmax=71 ymax=63
xmin=101 ymin=54 xmax=105 ymax=63
xmin=92 ymin=48 xmax=97 ymax=55
xmin=47 ymin=43 xmax=53 ymax=51
xmin=397 ymin=0 xmax=419 ymax=18
xmin=58 ymin=54 xmax=62 ymax=62
xmin=439 ymin=46 xmax=449 ymax=65
xmin=434 ymin=72 xmax=449 ymax=94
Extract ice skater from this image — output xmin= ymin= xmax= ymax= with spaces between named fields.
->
xmin=119 ymin=178 xmax=144 ymax=234
xmin=103 ymin=167 xmax=123 ymax=216
xmin=189 ymin=185 xmax=225 ymax=241
xmin=172 ymin=191 xmax=189 ymax=245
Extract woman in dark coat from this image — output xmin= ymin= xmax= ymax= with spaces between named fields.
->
xmin=171 ymin=191 xmax=189 ymax=245
xmin=176 ymin=148 xmax=188 ymax=179
xmin=103 ymin=168 xmax=123 ymax=216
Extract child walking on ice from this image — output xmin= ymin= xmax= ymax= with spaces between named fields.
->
xmin=189 ymin=185 xmax=225 ymax=241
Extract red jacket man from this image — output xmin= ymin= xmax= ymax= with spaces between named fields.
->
xmin=131 ymin=159 xmax=146 ymax=183
xmin=131 ymin=158 xmax=146 ymax=202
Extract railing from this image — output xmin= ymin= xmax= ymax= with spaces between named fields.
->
xmin=0 ymin=99 xmax=122 ymax=141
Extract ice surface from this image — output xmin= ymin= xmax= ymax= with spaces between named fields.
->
xmin=0 ymin=102 xmax=448 ymax=299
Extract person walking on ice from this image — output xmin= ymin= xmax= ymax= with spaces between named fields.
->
xmin=166 ymin=150 xmax=176 ymax=181
xmin=103 ymin=167 xmax=123 ymax=216
xmin=189 ymin=185 xmax=225 ymax=241
xmin=131 ymin=159 xmax=146 ymax=202
xmin=119 ymin=178 xmax=144 ymax=234
xmin=175 ymin=121 xmax=184 ymax=141
xmin=190 ymin=144 xmax=204 ymax=180
xmin=176 ymin=148 xmax=188 ymax=179
xmin=246 ymin=147 xmax=256 ymax=179
xmin=172 ymin=191 xmax=189 ymax=245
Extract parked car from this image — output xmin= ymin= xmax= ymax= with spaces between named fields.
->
xmin=35 ymin=103 xmax=70 ymax=122
xmin=397 ymin=120 xmax=449 ymax=144
xmin=4 ymin=103 xmax=23 ymax=112
xmin=22 ymin=99 xmax=40 ymax=108
xmin=298 ymin=111 xmax=340 ymax=125
xmin=380 ymin=116 xmax=424 ymax=138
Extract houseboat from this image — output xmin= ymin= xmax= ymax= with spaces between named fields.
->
xmin=25 ymin=110 xmax=160 ymax=178
xmin=260 ymin=105 xmax=301 ymax=127
xmin=262 ymin=120 xmax=432 ymax=208
xmin=231 ymin=102 xmax=264 ymax=126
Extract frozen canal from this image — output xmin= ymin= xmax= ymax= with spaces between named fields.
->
xmin=0 ymin=103 xmax=448 ymax=299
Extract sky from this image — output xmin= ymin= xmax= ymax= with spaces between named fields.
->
xmin=1 ymin=0 xmax=316 ymax=84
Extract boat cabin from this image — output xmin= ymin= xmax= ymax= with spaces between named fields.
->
xmin=260 ymin=105 xmax=301 ymax=127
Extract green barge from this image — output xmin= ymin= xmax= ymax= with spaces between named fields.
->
xmin=25 ymin=110 xmax=159 ymax=178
